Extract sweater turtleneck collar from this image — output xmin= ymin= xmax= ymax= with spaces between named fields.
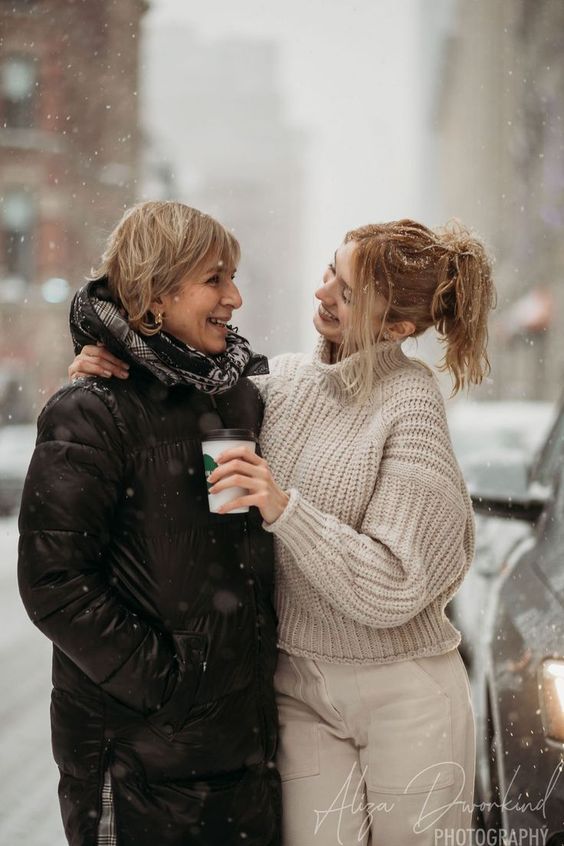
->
xmin=310 ymin=335 xmax=410 ymax=399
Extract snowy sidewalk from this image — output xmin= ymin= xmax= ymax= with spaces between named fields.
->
xmin=0 ymin=518 xmax=66 ymax=845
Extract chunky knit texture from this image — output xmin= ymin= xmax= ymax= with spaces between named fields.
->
xmin=252 ymin=337 xmax=475 ymax=665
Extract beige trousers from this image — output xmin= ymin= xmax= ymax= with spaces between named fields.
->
xmin=274 ymin=649 xmax=475 ymax=846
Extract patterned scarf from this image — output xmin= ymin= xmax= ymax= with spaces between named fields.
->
xmin=70 ymin=279 xmax=269 ymax=394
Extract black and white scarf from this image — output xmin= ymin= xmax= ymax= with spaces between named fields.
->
xmin=70 ymin=279 xmax=269 ymax=394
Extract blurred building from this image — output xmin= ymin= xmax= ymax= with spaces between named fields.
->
xmin=142 ymin=25 xmax=306 ymax=357
xmin=0 ymin=0 xmax=146 ymax=421
xmin=432 ymin=0 xmax=564 ymax=401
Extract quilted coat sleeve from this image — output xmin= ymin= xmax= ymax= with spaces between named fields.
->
xmin=18 ymin=384 xmax=183 ymax=716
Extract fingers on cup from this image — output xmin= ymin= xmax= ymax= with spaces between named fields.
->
xmin=211 ymin=459 xmax=255 ymax=482
xmin=210 ymin=474 xmax=258 ymax=494
xmin=218 ymin=495 xmax=255 ymax=514
xmin=217 ymin=446 xmax=260 ymax=465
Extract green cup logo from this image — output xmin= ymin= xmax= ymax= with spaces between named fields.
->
xmin=203 ymin=453 xmax=218 ymax=491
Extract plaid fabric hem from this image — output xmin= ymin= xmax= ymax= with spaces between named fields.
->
xmin=97 ymin=769 xmax=117 ymax=846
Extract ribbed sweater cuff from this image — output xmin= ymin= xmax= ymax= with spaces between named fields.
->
xmin=263 ymin=488 xmax=323 ymax=556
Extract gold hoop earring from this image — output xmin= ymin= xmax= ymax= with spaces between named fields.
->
xmin=153 ymin=312 xmax=163 ymax=329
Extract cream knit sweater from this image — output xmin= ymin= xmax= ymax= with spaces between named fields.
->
xmin=253 ymin=337 xmax=475 ymax=665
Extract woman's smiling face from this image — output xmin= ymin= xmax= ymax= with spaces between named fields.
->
xmin=153 ymin=254 xmax=243 ymax=354
xmin=313 ymin=240 xmax=388 ymax=346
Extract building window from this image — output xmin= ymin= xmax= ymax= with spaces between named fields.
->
xmin=2 ymin=56 xmax=37 ymax=129
xmin=2 ymin=189 xmax=34 ymax=285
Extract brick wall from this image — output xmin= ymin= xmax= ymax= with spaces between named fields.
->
xmin=0 ymin=0 xmax=146 ymax=417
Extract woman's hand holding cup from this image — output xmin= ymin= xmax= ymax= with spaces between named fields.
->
xmin=207 ymin=446 xmax=289 ymax=524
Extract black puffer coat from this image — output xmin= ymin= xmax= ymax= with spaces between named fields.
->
xmin=18 ymin=322 xmax=280 ymax=845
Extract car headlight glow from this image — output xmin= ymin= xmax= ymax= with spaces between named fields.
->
xmin=540 ymin=659 xmax=564 ymax=743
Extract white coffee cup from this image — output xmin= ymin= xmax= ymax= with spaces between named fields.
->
xmin=201 ymin=428 xmax=257 ymax=514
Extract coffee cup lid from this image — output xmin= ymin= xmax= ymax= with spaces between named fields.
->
xmin=202 ymin=428 xmax=256 ymax=442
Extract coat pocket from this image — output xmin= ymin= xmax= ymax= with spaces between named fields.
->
xmin=146 ymin=631 xmax=208 ymax=738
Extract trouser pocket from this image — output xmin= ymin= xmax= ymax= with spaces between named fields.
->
xmin=274 ymin=653 xmax=321 ymax=782
xmin=367 ymin=654 xmax=455 ymax=794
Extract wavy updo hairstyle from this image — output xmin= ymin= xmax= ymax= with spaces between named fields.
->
xmin=340 ymin=219 xmax=496 ymax=398
xmin=90 ymin=201 xmax=240 ymax=335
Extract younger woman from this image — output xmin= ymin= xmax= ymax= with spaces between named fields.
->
xmin=71 ymin=218 xmax=495 ymax=845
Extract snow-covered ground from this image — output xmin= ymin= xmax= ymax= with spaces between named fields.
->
xmin=0 ymin=517 xmax=66 ymax=845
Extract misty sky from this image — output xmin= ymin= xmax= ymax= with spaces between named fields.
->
xmin=142 ymin=0 xmax=451 ymax=347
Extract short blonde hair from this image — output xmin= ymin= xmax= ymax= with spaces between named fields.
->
xmin=90 ymin=201 xmax=240 ymax=335
xmin=339 ymin=218 xmax=496 ymax=400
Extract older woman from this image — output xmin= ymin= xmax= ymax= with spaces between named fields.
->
xmin=18 ymin=202 xmax=280 ymax=846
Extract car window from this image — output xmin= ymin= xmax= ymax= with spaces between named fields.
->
xmin=532 ymin=460 xmax=564 ymax=598
xmin=531 ymin=403 xmax=564 ymax=487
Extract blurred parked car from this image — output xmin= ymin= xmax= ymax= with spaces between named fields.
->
xmin=448 ymin=401 xmax=556 ymax=473
xmin=469 ymin=402 xmax=564 ymax=843
xmin=0 ymin=424 xmax=37 ymax=516
xmin=447 ymin=401 xmax=556 ymax=666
